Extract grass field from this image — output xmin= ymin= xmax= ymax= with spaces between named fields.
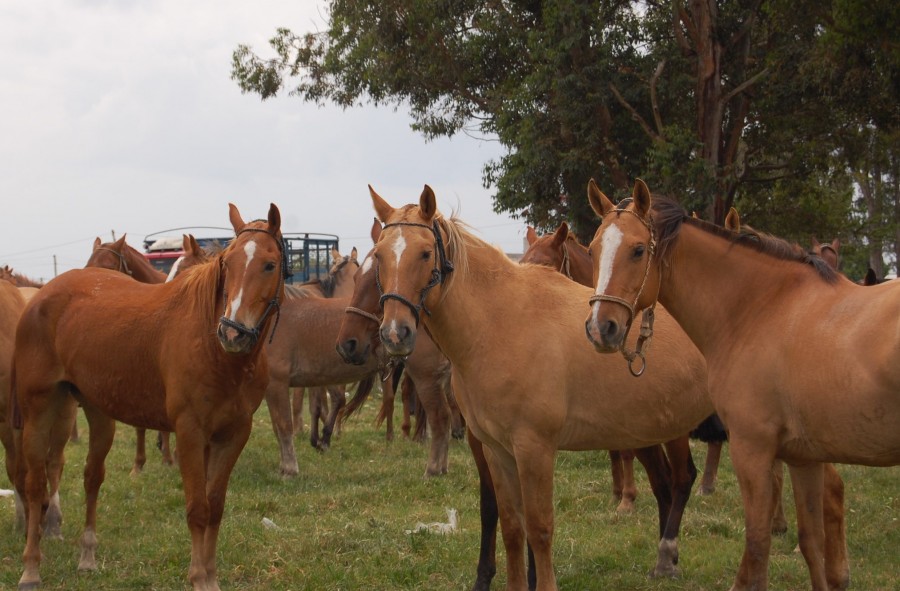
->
xmin=1 ymin=391 xmax=897 ymax=590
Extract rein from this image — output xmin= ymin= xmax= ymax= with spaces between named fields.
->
xmin=218 ymin=226 xmax=286 ymax=346
xmin=93 ymin=247 xmax=132 ymax=276
xmin=375 ymin=220 xmax=453 ymax=326
xmin=588 ymin=209 xmax=658 ymax=377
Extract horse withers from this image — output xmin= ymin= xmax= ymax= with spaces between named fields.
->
xmin=12 ymin=203 xmax=284 ymax=591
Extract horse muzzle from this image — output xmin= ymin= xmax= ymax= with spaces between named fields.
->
xmin=335 ymin=339 xmax=370 ymax=366
xmin=584 ymin=316 xmax=624 ymax=354
xmin=217 ymin=321 xmax=258 ymax=354
xmin=379 ymin=322 xmax=416 ymax=358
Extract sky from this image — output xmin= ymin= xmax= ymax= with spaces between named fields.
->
xmin=0 ymin=0 xmax=526 ymax=283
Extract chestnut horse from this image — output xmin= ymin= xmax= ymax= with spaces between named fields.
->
xmin=337 ymin=218 xmax=461 ymax=477
xmin=0 ymin=281 xmax=27 ymax=528
xmin=85 ymin=235 xmax=175 ymax=473
xmin=12 ymin=203 xmax=284 ymax=591
xmin=583 ymin=179 xmax=870 ymax=591
xmin=361 ymin=185 xmax=713 ymax=591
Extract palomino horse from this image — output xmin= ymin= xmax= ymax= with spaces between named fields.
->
xmin=85 ymin=235 xmax=176 ymax=473
xmin=583 ymin=179 xmax=869 ymax=591
xmin=362 ymin=185 xmax=713 ymax=591
xmin=12 ymin=203 xmax=284 ymax=591
xmin=337 ymin=218 xmax=460 ymax=478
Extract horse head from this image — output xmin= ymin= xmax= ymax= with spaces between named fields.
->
xmin=584 ymin=178 xmax=661 ymax=354
xmin=369 ymin=184 xmax=452 ymax=358
xmin=336 ymin=218 xmax=383 ymax=365
xmin=216 ymin=203 xmax=285 ymax=354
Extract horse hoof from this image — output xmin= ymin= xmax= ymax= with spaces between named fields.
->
xmin=615 ymin=500 xmax=635 ymax=514
xmin=18 ymin=573 xmax=41 ymax=591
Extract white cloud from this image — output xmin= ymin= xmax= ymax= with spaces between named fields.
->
xmin=0 ymin=0 xmax=524 ymax=281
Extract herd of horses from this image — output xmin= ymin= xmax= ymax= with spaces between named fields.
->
xmin=0 ymin=183 xmax=896 ymax=590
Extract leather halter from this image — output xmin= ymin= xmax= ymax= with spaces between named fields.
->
xmin=588 ymin=208 xmax=658 ymax=377
xmin=218 ymin=226 xmax=285 ymax=346
xmin=93 ymin=247 xmax=132 ymax=276
xmin=375 ymin=219 xmax=453 ymax=327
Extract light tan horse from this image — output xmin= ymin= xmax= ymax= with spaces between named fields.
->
xmin=12 ymin=203 xmax=284 ymax=591
xmin=365 ymin=185 xmax=714 ymax=591
xmin=583 ymin=179 xmax=871 ymax=591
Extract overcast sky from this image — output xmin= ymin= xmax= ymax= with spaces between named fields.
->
xmin=0 ymin=0 xmax=525 ymax=282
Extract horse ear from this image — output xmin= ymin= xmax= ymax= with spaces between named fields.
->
xmin=267 ymin=203 xmax=281 ymax=236
xmin=587 ymin=178 xmax=614 ymax=217
xmin=93 ymin=237 xmax=102 ymax=249
xmin=525 ymin=226 xmax=538 ymax=246
xmin=370 ymin=217 xmax=382 ymax=243
xmin=369 ymin=185 xmax=394 ymax=223
xmin=632 ymin=179 xmax=652 ymax=219
xmin=864 ymin=268 xmax=878 ymax=286
xmin=181 ymin=234 xmax=192 ymax=252
xmin=350 ymin=246 xmax=358 ymax=260
xmin=188 ymin=235 xmax=201 ymax=255
xmin=811 ymin=237 xmax=821 ymax=249
xmin=331 ymin=246 xmax=341 ymax=260
xmin=419 ymin=184 xmax=437 ymax=221
xmin=831 ymin=238 xmax=840 ymax=252
xmin=724 ymin=208 xmax=741 ymax=233
xmin=228 ymin=203 xmax=246 ymax=232
xmin=551 ymin=222 xmax=569 ymax=247
xmin=113 ymin=234 xmax=127 ymax=250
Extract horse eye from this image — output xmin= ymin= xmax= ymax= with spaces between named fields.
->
xmin=634 ymin=245 xmax=645 ymax=258
xmin=421 ymin=250 xmax=432 ymax=261
xmin=265 ymin=262 xmax=276 ymax=272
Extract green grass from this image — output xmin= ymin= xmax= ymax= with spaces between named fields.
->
xmin=1 ymin=393 xmax=898 ymax=590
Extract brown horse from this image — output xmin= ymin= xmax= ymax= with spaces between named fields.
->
xmin=85 ymin=234 xmax=176 ymax=473
xmin=583 ymin=179 xmax=870 ymax=591
xmin=0 ymin=281 xmax=27 ymax=529
xmin=12 ymin=203 xmax=284 ymax=591
xmin=337 ymin=219 xmax=461 ymax=477
xmin=361 ymin=185 xmax=714 ymax=591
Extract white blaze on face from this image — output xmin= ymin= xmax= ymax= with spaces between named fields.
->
xmin=386 ymin=229 xmax=408 ymax=336
xmin=590 ymin=225 xmax=624 ymax=321
xmin=361 ymin=254 xmax=374 ymax=276
xmin=165 ymin=256 xmax=184 ymax=283
xmin=228 ymin=240 xmax=257 ymax=321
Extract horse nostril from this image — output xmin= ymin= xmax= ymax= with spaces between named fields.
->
xmin=599 ymin=320 xmax=619 ymax=339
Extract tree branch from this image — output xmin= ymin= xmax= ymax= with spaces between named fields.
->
xmin=609 ymin=83 xmax=662 ymax=142
xmin=650 ymin=59 xmax=666 ymax=137
xmin=721 ymin=67 xmax=769 ymax=105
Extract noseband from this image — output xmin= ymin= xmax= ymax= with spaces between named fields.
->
xmin=588 ymin=208 xmax=658 ymax=377
xmin=375 ymin=220 xmax=453 ymax=327
xmin=93 ymin=247 xmax=132 ymax=276
xmin=218 ymin=226 xmax=286 ymax=346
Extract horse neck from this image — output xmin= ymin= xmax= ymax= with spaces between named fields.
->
xmin=329 ymin=272 xmax=357 ymax=298
xmin=565 ymin=241 xmax=594 ymax=288
xmin=658 ymin=223 xmax=806 ymax=356
xmin=125 ymin=246 xmax=167 ymax=284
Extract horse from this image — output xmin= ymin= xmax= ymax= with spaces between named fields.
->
xmin=85 ymin=234 xmax=176 ymax=473
xmin=289 ymin=246 xmax=360 ymax=449
xmin=521 ymin=223 xmax=701 ymax=516
xmin=358 ymin=184 xmax=714 ymax=591
xmin=337 ymin=218 xmax=462 ymax=477
xmin=810 ymin=237 xmax=840 ymax=271
xmin=12 ymin=203 xmax=285 ymax=591
xmin=0 ymin=281 xmax=27 ymax=529
xmin=0 ymin=266 xmax=44 ymax=288
xmin=583 ymin=179 xmax=873 ymax=591
xmin=168 ymin=238 xmax=381 ymax=475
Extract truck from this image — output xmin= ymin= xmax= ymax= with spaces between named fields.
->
xmin=143 ymin=227 xmax=341 ymax=284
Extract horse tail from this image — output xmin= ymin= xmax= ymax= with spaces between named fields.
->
xmin=690 ymin=413 xmax=728 ymax=442
xmin=338 ymin=372 xmax=378 ymax=427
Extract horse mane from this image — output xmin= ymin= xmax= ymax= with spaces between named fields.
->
xmin=435 ymin=211 xmax=519 ymax=296
xmin=169 ymin=254 xmax=222 ymax=323
xmin=285 ymin=284 xmax=316 ymax=300
xmin=1 ymin=265 xmax=44 ymax=288
xmin=649 ymin=196 xmax=839 ymax=284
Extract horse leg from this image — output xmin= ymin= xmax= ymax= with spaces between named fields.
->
xmin=77 ymin=405 xmax=117 ymax=572
xmin=633 ymin=445 xmax=676 ymax=577
xmin=787 ymin=462 xmax=829 ymax=591
xmin=482 ymin=444 xmax=530 ymax=591
xmin=447 ymin=385 xmax=466 ymax=439
xmin=467 ymin=429 xmax=497 ymax=591
xmin=400 ymin=373 xmax=413 ymax=440
xmin=159 ymin=431 xmax=176 ymax=466
xmin=822 ymin=463 xmax=849 ymax=590
xmin=771 ymin=459 xmax=788 ymax=534
xmin=727 ymin=437 xmax=777 ymax=591
xmin=18 ymin=387 xmax=73 ymax=590
xmin=291 ymin=387 xmax=305 ymax=436
xmin=308 ymin=387 xmax=326 ymax=451
xmin=200 ymin=419 xmax=253 ymax=591
xmin=131 ymin=427 xmax=147 ymax=476
xmin=412 ymin=374 xmax=451 ymax=477
xmin=653 ymin=436 xmax=697 ymax=577
xmin=43 ymin=401 xmax=77 ymax=541
xmin=265 ymin=377 xmax=298 ymax=476
xmin=378 ymin=372 xmax=397 ymax=442
xmin=613 ymin=448 xmax=638 ymax=513
xmin=173 ymin=425 xmax=214 ymax=591
xmin=699 ymin=440 xmax=723 ymax=495
xmin=512 ymin=440 xmax=559 ymax=591
xmin=322 ymin=385 xmax=346 ymax=448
